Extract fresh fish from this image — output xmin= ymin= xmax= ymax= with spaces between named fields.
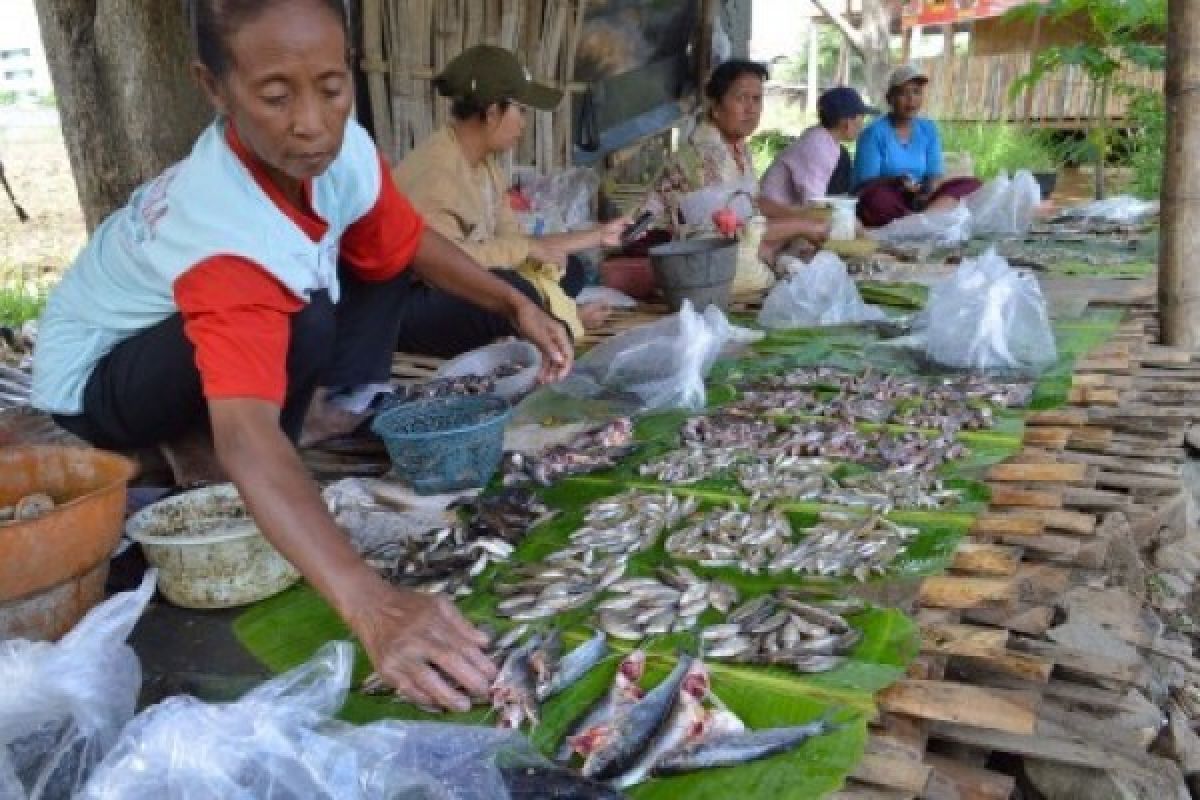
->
xmin=652 ymin=714 xmax=840 ymax=775
xmin=500 ymin=764 xmax=629 ymax=800
xmin=611 ymin=660 xmax=711 ymax=789
xmin=491 ymin=633 xmax=542 ymax=731
xmin=538 ymin=632 xmax=610 ymax=702
xmin=560 ymin=651 xmax=647 ymax=762
xmin=581 ymin=655 xmax=694 ymax=780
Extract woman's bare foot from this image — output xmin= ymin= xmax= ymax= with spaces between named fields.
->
xmin=299 ymin=388 xmax=371 ymax=448
xmin=160 ymin=428 xmax=226 ymax=488
xmin=578 ymin=302 xmax=611 ymax=330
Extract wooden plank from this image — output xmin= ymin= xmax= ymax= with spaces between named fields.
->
xmin=1022 ymin=427 xmax=1071 ymax=449
xmin=918 ymin=577 xmax=1016 ymax=610
xmin=921 ymin=622 xmax=1008 ymax=659
xmin=1026 ymin=409 xmax=1088 ymax=427
xmin=1011 ymin=637 xmax=1143 ymax=684
xmin=1094 ymin=470 xmax=1181 ymax=493
xmin=997 ymin=532 xmax=1081 ymax=560
xmin=928 ymin=721 xmax=1159 ymax=777
xmin=986 ymin=462 xmax=1088 ymax=483
xmin=970 ymin=513 xmax=1043 ymax=537
xmin=851 ymin=752 xmax=932 ymax=795
xmin=923 ymin=754 xmax=1016 ymax=800
xmin=1003 ymin=508 xmax=1097 ymax=535
xmin=1068 ymin=386 xmax=1122 ymax=406
xmin=1062 ymin=486 xmax=1132 ymax=511
xmin=964 ymin=606 xmax=1055 ymax=637
xmin=987 ymin=485 xmax=1063 ymax=509
xmin=878 ymin=681 xmax=1037 ymax=734
xmin=1066 ymin=425 xmax=1113 ymax=451
xmin=829 ymin=786 xmax=914 ymax=800
xmin=951 ymin=543 xmax=1022 ymax=576
xmin=1056 ymin=450 xmax=1182 ymax=478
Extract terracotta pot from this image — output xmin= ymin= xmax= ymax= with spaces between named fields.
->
xmin=0 ymin=560 xmax=109 ymax=640
xmin=600 ymin=256 xmax=656 ymax=302
xmin=0 ymin=446 xmax=136 ymax=604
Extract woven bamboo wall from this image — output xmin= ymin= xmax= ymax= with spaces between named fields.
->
xmin=360 ymin=0 xmax=589 ymax=173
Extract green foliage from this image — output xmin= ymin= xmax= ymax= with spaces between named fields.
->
xmin=749 ymin=128 xmax=794 ymax=175
xmin=0 ymin=288 xmax=45 ymax=326
xmin=0 ymin=90 xmax=17 ymax=106
xmin=1128 ymin=90 xmax=1165 ymax=199
xmin=938 ymin=123 xmax=1060 ymax=180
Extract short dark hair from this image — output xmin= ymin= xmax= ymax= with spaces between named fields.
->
xmin=818 ymin=106 xmax=838 ymax=129
xmin=448 ymin=96 xmax=513 ymax=122
xmin=186 ymin=0 xmax=350 ymax=78
xmin=704 ymin=59 xmax=769 ymax=104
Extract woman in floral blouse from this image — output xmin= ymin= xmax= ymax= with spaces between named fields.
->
xmin=643 ymin=60 xmax=829 ymax=285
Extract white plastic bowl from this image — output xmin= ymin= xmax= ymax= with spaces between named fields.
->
xmin=125 ymin=484 xmax=300 ymax=609
xmin=436 ymin=340 xmax=541 ymax=400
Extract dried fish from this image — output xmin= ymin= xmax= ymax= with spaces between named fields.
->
xmin=637 ymin=446 xmax=748 ymax=484
xmin=363 ymin=489 xmax=551 ymax=597
xmin=664 ymin=507 xmax=793 ymax=575
xmin=701 ymin=591 xmax=860 ymax=673
xmin=736 ymin=457 xmax=964 ymax=512
xmin=503 ymin=418 xmax=637 ymax=486
xmin=592 ymin=567 xmax=738 ymax=643
xmin=748 ymin=366 xmax=1032 ymax=409
xmin=496 ymin=491 xmax=697 ymax=621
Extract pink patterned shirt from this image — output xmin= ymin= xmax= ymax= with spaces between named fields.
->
xmin=760 ymin=125 xmax=842 ymax=208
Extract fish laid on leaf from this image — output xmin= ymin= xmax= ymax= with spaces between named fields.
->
xmin=748 ymin=366 xmax=1033 ymax=409
xmin=736 ymin=456 xmax=964 ymax=512
xmin=503 ymin=418 xmax=637 ymax=486
xmin=564 ymin=654 xmax=843 ymax=787
xmin=768 ymin=510 xmax=920 ymax=581
xmin=730 ymin=386 xmax=994 ymax=433
xmin=361 ymin=489 xmax=551 ymax=597
xmin=495 ymin=491 xmax=697 ymax=620
xmin=664 ymin=507 xmax=794 ymax=575
xmin=637 ymin=446 xmax=749 ymax=485
xmin=593 ymin=566 xmax=739 ymax=642
xmin=558 ymin=650 xmax=647 ymax=762
xmin=702 ymin=590 xmax=862 ymax=672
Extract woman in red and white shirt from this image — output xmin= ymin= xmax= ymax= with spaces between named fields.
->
xmin=34 ymin=0 xmax=571 ymax=713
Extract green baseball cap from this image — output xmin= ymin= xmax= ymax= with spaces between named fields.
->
xmin=434 ymin=45 xmax=563 ymax=111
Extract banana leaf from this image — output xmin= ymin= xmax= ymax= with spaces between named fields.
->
xmin=857 ymin=281 xmax=929 ymax=310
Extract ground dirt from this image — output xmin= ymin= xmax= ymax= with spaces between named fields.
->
xmin=0 ymin=118 xmax=87 ymax=293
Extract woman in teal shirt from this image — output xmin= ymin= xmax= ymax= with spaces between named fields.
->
xmin=853 ymin=65 xmax=982 ymax=227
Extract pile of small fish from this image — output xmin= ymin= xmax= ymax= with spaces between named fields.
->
xmin=494 ymin=491 xmax=698 ymax=620
xmin=730 ymin=387 xmax=995 ymax=433
xmin=680 ymin=414 xmax=778 ymax=449
xmin=0 ymin=492 xmax=55 ymax=526
xmin=637 ymin=445 xmax=749 ymax=484
xmin=772 ymin=423 xmax=970 ymax=472
xmin=383 ymin=374 xmax=503 ymax=405
xmin=362 ymin=489 xmax=550 ymax=596
xmin=768 ymin=511 xmax=921 ymax=581
xmin=593 ymin=567 xmax=739 ymax=641
xmin=503 ymin=418 xmax=637 ymax=486
xmin=664 ymin=507 xmax=794 ymax=574
xmin=752 ymin=367 xmax=1032 ymax=409
xmin=736 ymin=457 xmax=964 ymax=511
xmin=701 ymin=591 xmax=861 ymax=673
xmin=562 ymin=653 xmax=842 ymax=788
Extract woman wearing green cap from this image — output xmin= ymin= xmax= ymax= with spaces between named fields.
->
xmin=394 ymin=45 xmax=629 ymax=356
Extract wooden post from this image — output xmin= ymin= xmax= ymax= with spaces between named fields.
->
xmin=901 ymin=25 xmax=915 ymax=64
xmin=1160 ymin=0 xmax=1200 ymax=346
xmin=940 ymin=25 xmax=955 ymax=119
xmin=807 ymin=20 xmax=820 ymax=117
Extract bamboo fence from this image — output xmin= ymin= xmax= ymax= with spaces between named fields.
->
xmin=360 ymin=0 xmax=590 ymax=172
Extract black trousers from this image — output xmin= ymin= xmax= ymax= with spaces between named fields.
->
xmin=394 ymin=256 xmax=587 ymax=359
xmin=54 ymin=268 xmax=409 ymax=450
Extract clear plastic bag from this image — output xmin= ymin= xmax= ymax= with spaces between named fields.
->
xmin=0 ymin=571 xmax=156 ymax=800
xmin=556 ymin=300 xmax=759 ymax=412
xmin=924 ymin=248 xmax=1057 ymax=370
xmin=575 ymin=286 xmax=638 ymax=309
xmin=966 ymin=170 xmax=1041 ymax=237
xmin=512 ymin=167 xmax=600 ymax=233
xmin=758 ymin=252 xmax=887 ymax=329
xmin=1054 ymin=195 xmax=1159 ymax=225
xmin=869 ymin=204 xmax=972 ymax=247
xmin=81 ymin=642 xmax=547 ymax=800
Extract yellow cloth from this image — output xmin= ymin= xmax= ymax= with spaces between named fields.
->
xmin=393 ymin=128 xmax=584 ymax=340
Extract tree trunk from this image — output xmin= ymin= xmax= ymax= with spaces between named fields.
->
xmin=860 ymin=0 xmax=893 ymax=104
xmin=32 ymin=0 xmax=209 ymax=231
xmin=1160 ymin=0 xmax=1200 ymax=347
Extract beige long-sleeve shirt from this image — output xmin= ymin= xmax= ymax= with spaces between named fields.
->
xmin=394 ymin=127 xmax=583 ymax=340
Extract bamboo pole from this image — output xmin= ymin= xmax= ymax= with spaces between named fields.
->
xmin=1160 ymin=0 xmax=1200 ymax=346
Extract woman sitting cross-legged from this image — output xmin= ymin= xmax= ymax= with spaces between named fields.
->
xmin=853 ymin=65 xmax=982 ymax=228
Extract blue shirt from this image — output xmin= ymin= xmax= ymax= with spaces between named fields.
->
xmin=853 ymin=116 xmax=944 ymax=189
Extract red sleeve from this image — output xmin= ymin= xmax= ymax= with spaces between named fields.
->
xmin=173 ymin=257 xmax=305 ymax=405
xmin=340 ymin=151 xmax=426 ymax=281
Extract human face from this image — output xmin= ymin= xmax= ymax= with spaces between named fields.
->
xmin=711 ymin=74 xmax=764 ymax=142
xmin=194 ymin=0 xmax=353 ymax=196
xmin=835 ymin=115 xmax=866 ymax=142
xmin=889 ymin=80 xmax=926 ymax=121
xmin=483 ymin=102 xmax=528 ymax=155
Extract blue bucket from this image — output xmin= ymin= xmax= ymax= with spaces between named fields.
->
xmin=370 ymin=394 xmax=512 ymax=495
